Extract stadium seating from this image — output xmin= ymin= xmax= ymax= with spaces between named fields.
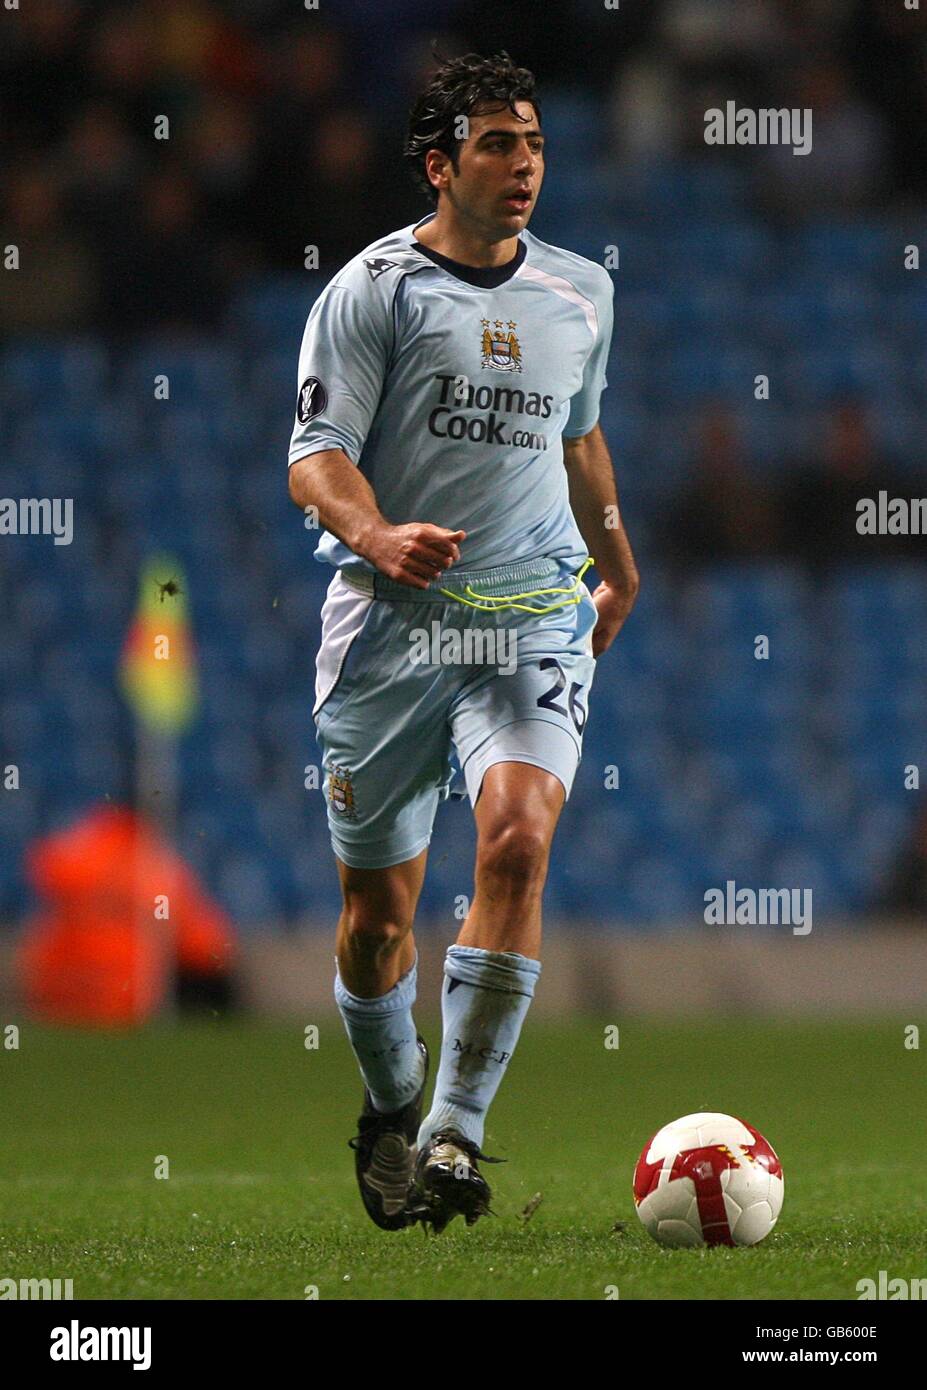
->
xmin=2 ymin=177 xmax=924 ymax=927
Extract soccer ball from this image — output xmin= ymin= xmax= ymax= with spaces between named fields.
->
xmin=633 ymin=1111 xmax=784 ymax=1248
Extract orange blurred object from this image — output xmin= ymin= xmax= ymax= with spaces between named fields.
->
xmin=17 ymin=805 xmax=237 ymax=1026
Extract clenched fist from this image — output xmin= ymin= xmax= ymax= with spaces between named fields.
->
xmin=359 ymin=522 xmax=467 ymax=589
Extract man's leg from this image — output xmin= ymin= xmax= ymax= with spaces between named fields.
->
xmin=333 ymin=849 xmax=434 ymax=1230
xmin=411 ymin=573 xmax=595 ymax=1227
xmin=312 ymin=579 xmax=457 ymax=1226
xmin=334 ymin=848 xmax=428 ymax=1113
xmin=459 ymin=759 xmax=563 ymax=958
xmin=417 ymin=760 xmax=564 ymax=1151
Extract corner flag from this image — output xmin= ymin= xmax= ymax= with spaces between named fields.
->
xmin=119 ymin=555 xmax=198 ymax=734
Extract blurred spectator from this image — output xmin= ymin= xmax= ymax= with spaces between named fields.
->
xmin=668 ymin=404 xmax=781 ymax=566
xmin=257 ymin=105 xmax=418 ymax=272
xmin=780 ymin=400 xmax=915 ymax=567
xmin=662 ymin=0 xmax=786 ymax=64
xmin=310 ymin=108 xmax=413 ymax=267
xmin=610 ymin=56 xmax=682 ymax=163
xmin=255 ymin=19 xmax=347 ymax=193
xmin=183 ymin=94 xmax=262 ymax=253
xmin=87 ymin=4 xmax=163 ymax=128
xmin=848 ymin=0 xmax=927 ymax=198
xmin=63 ymin=103 xmax=140 ymax=245
xmin=0 ymin=0 xmax=88 ymax=149
xmin=156 ymin=0 xmax=259 ymax=93
xmin=99 ymin=165 xmax=224 ymax=333
xmin=879 ymin=806 xmax=927 ymax=919
xmin=0 ymin=165 xmax=97 ymax=333
xmin=757 ymin=62 xmax=886 ymax=217
xmin=456 ymin=0 xmax=589 ymax=92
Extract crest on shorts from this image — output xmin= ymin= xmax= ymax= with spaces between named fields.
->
xmin=328 ymin=764 xmax=358 ymax=820
xmin=481 ymin=319 xmax=522 ymax=372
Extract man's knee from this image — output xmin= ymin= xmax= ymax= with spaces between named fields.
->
xmin=342 ymin=907 xmax=410 ymax=953
xmin=476 ymin=819 xmax=551 ymax=889
xmin=338 ymin=866 xmax=418 ymax=954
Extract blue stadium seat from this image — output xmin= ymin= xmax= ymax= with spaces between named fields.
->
xmin=0 ymin=340 xmax=108 ymax=411
xmin=229 ymin=276 xmax=319 ymax=350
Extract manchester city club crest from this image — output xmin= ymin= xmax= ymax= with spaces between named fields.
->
xmin=327 ymin=764 xmax=358 ymax=820
xmin=481 ymin=319 xmax=522 ymax=372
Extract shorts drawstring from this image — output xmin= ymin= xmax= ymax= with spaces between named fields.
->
xmin=436 ymin=556 xmax=595 ymax=614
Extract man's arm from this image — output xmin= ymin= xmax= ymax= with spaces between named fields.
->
xmin=288 ymin=449 xmax=465 ymax=589
xmin=563 ymin=423 xmax=640 ymax=657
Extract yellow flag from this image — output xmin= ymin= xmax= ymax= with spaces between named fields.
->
xmin=119 ymin=555 xmax=198 ymax=733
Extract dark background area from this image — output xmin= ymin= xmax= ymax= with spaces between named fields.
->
xmin=1 ymin=0 xmax=926 ymax=929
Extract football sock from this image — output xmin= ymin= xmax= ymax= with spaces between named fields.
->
xmin=334 ymin=955 xmax=425 ymax=1114
xmin=417 ymin=944 xmax=540 ymax=1150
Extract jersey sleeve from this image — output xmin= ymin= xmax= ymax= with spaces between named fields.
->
xmin=563 ymin=273 xmax=614 ymax=439
xmin=288 ymin=282 xmax=390 ymax=468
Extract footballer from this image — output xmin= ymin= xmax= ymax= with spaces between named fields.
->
xmin=287 ymin=52 xmax=639 ymax=1233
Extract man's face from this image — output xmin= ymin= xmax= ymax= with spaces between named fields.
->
xmin=435 ymin=100 xmax=544 ymax=239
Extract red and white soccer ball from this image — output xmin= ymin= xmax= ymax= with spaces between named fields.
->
xmin=633 ymin=1112 xmax=784 ymax=1248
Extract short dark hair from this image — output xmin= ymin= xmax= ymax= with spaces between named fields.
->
xmin=404 ymin=51 xmax=540 ymax=205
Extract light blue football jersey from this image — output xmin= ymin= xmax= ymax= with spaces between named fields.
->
xmin=288 ymin=214 xmax=614 ymax=574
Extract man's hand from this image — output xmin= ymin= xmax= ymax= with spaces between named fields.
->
xmin=589 ymin=578 xmax=637 ymax=658
xmin=357 ymin=521 xmax=467 ymax=589
xmin=287 ymin=451 xmax=466 ymax=589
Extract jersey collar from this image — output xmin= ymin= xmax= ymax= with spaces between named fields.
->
xmin=407 ymin=214 xmax=527 ymax=289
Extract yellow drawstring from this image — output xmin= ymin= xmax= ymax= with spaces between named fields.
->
xmin=437 ymin=557 xmax=595 ymax=614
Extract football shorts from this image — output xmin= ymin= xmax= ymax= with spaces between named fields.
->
xmin=313 ymin=556 xmax=598 ymax=869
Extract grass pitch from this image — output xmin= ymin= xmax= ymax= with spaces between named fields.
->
xmin=1 ymin=1017 xmax=923 ymax=1300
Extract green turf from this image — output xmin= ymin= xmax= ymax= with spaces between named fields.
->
xmin=1 ymin=1017 xmax=924 ymax=1299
